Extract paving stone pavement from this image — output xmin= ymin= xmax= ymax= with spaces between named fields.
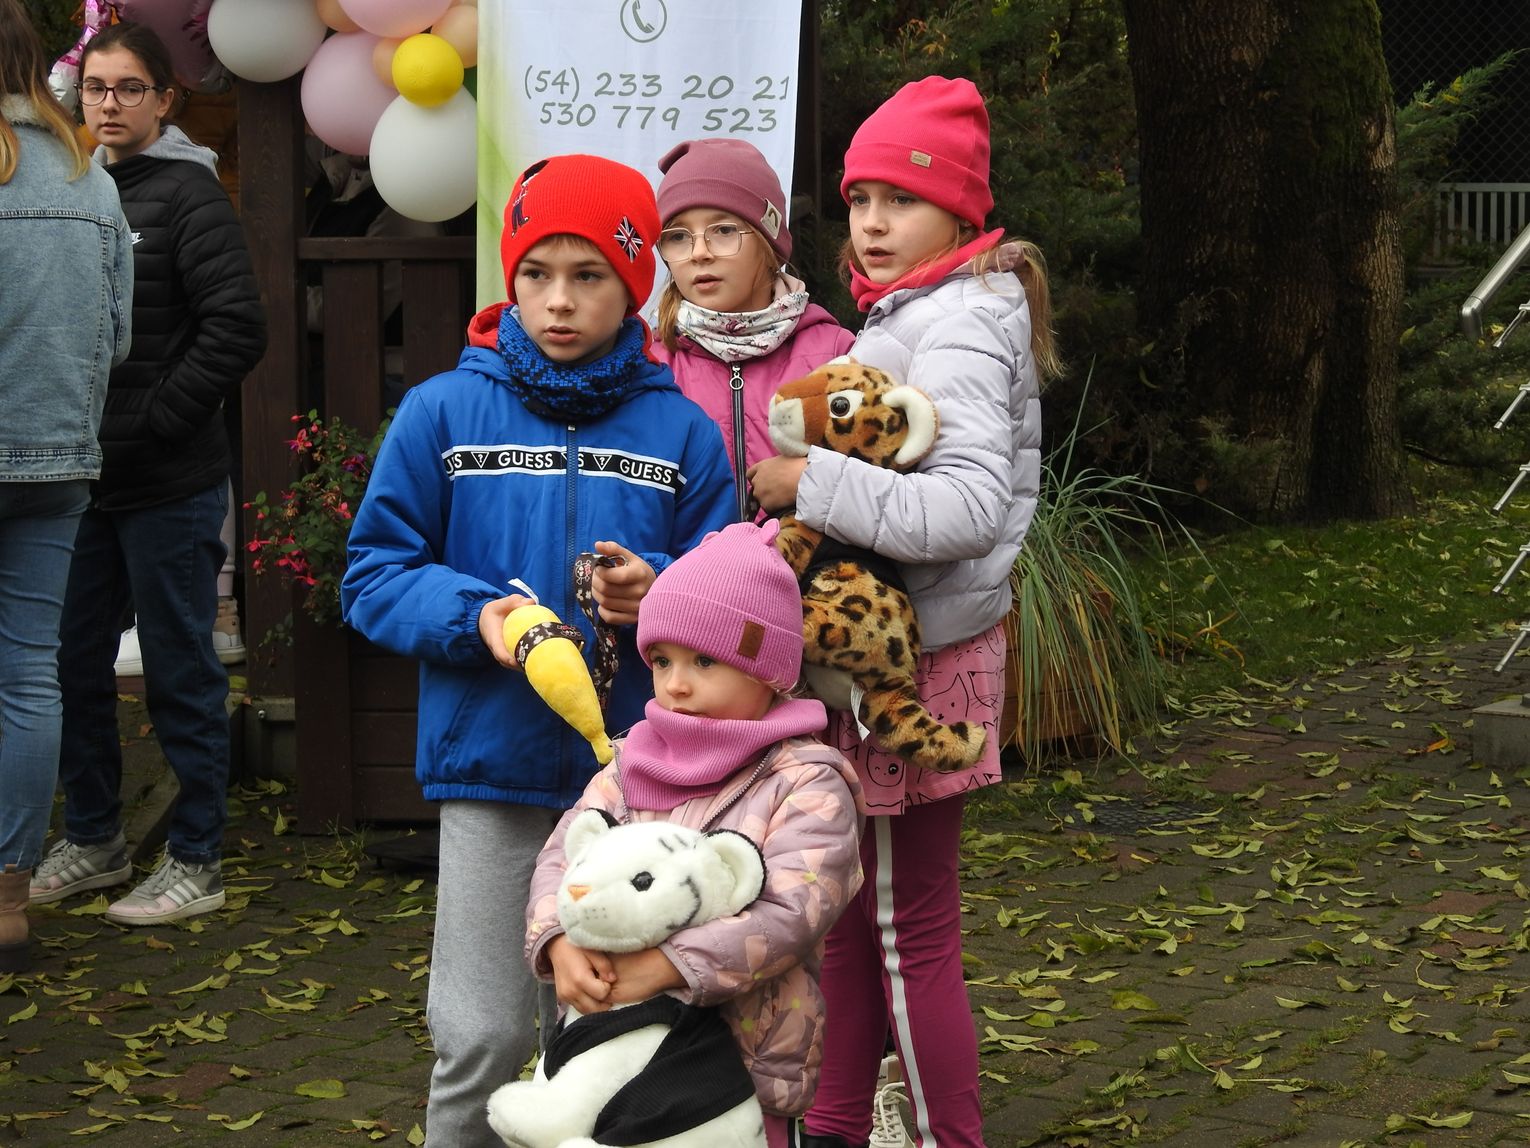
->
xmin=4 ymin=639 xmax=1530 ymax=1146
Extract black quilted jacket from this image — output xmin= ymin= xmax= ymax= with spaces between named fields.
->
xmin=96 ymin=151 xmax=266 ymax=510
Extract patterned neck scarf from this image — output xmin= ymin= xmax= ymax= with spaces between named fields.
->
xmin=497 ymin=308 xmax=659 ymax=420
xmin=675 ymin=275 xmax=811 ymax=363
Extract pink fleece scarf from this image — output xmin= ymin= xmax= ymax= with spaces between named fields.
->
xmin=849 ymin=227 xmax=1005 ymax=312
xmin=619 ymin=696 xmax=828 ymax=812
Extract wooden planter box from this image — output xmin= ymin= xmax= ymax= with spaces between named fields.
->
xmin=294 ymin=612 xmax=431 ymax=830
xmin=998 ymin=613 xmax=1105 ymax=755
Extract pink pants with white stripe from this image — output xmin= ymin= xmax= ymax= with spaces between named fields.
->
xmin=803 ymin=795 xmax=986 ymax=1147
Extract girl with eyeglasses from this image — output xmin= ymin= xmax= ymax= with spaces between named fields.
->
xmin=0 ymin=0 xmax=132 ymax=973
xmin=651 ymin=138 xmax=853 ymax=522
xmin=29 ymin=21 xmax=266 ymax=929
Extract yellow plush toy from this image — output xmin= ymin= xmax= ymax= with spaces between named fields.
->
xmin=503 ymin=604 xmax=614 ymax=765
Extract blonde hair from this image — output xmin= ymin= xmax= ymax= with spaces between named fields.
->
xmin=0 ymin=0 xmax=91 ymax=183
xmin=839 ymin=218 xmax=1063 ymax=383
xmin=654 ymin=221 xmax=780 ymax=353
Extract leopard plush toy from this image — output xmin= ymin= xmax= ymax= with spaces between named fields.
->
xmin=766 ymin=362 xmax=986 ymax=773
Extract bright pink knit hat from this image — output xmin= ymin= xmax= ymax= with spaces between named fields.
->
xmin=840 ymin=76 xmax=994 ymax=228
xmin=637 ymin=520 xmax=803 ymax=692
xmin=657 ymin=138 xmax=793 ymax=263
xmin=500 ymin=154 xmax=659 ymax=316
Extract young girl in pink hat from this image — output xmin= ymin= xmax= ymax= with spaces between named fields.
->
xmin=652 ymin=138 xmax=853 ymax=520
xmin=748 ymin=76 xmax=1064 ymax=1148
xmin=526 ymin=520 xmax=864 ymax=1148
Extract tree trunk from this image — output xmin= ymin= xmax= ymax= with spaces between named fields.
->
xmin=1123 ymin=0 xmax=1411 ymax=519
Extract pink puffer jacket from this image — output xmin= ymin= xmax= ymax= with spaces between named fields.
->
xmin=526 ymin=735 xmax=865 ymax=1117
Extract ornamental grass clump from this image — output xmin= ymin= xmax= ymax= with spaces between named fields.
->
xmin=1005 ymin=392 xmax=1207 ymax=766
xmin=246 ymin=411 xmax=389 ymax=627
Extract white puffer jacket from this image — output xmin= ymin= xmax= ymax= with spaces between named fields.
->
xmin=792 ymin=256 xmax=1042 ymax=648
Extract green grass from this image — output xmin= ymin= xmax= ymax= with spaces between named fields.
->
xmin=1143 ymin=470 xmax=1530 ymax=703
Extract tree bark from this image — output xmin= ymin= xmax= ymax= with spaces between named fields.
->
xmin=1123 ymin=0 xmax=1411 ymax=519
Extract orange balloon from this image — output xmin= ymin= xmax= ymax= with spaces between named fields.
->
xmin=431 ymin=5 xmax=477 ymax=68
xmin=316 ymin=0 xmax=360 ymax=32
xmin=371 ymin=37 xmax=403 ymax=86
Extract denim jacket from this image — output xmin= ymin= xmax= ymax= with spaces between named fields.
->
xmin=0 ymin=97 xmax=133 ymax=482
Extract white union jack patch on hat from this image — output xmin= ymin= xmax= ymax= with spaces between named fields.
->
xmin=614 ymin=216 xmax=644 ymax=262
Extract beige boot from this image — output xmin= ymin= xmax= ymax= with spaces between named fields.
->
xmin=0 ymin=865 xmax=31 ymax=973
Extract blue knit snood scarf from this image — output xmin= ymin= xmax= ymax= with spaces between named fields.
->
xmin=498 ymin=308 xmax=654 ymax=421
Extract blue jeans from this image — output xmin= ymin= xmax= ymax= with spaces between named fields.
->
xmin=58 ymin=483 xmax=230 ymax=864
xmin=0 ymin=480 xmax=90 ymax=871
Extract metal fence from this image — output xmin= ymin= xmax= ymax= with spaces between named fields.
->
xmin=1383 ymin=0 xmax=1530 ymax=249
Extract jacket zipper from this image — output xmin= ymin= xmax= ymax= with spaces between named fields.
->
xmin=729 ymin=364 xmax=748 ymax=521
xmin=561 ymin=423 xmax=579 ymax=788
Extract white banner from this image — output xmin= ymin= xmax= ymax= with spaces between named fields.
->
xmin=477 ymin=0 xmax=804 ymax=310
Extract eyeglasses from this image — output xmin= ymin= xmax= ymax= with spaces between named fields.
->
xmin=76 ymin=81 xmax=164 ymax=107
xmin=657 ymin=222 xmax=752 ymax=262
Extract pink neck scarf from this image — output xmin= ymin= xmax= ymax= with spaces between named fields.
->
xmin=619 ymin=696 xmax=827 ymax=812
xmin=849 ymin=227 xmax=1005 ymax=312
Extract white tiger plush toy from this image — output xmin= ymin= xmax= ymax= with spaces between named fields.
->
xmin=486 ymin=809 xmax=767 ymax=1148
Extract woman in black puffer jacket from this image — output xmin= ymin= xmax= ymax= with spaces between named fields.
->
xmin=29 ymin=21 xmax=266 ymax=928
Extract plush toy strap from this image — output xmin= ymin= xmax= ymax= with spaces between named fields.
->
xmin=572 ymin=552 xmax=620 ymax=710
xmin=512 ymin=620 xmax=585 ymax=671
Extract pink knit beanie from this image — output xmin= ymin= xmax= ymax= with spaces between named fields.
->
xmin=500 ymin=154 xmax=659 ymax=316
xmin=657 ymin=138 xmax=792 ymax=263
xmin=637 ymin=520 xmax=803 ymax=692
xmin=840 ymin=76 xmax=994 ymax=229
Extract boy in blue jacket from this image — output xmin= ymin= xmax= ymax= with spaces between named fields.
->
xmin=340 ymin=154 xmax=736 ymax=1148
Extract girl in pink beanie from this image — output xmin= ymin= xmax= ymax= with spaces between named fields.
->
xmin=747 ymin=76 xmax=1064 ymax=1148
xmin=651 ymin=138 xmax=853 ymax=520
xmin=525 ymin=521 xmax=865 ymax=1148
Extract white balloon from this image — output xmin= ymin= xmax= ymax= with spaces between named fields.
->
xmin=207 ymin=0 xmax=327 ymax=83
xmin=368 ymin=88 xmax=477 ymax=222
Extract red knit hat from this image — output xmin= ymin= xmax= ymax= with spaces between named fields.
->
xmin=499 ymin=154 xmax=659 ymax=316
xmin=840 ymin=76 xmax=994 ymax=229
xmin=657 ymin=138 xmax=793 ymax=263
xmin=637 ymin=520 xmax=803 ymax=692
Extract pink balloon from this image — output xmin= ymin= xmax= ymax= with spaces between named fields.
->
xmin=337 ymin=0 xmax=453 ymax=39
xmin=301 ymin=31 xmax=396 ymax=156
xmin=117 ymin=0 xmax=226 ymax=92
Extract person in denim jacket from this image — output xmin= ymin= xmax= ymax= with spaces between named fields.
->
xmin=0 ymin=0 xmax=133 ymax=974
xmin=28 ymin=21 xmax=266 ymax=929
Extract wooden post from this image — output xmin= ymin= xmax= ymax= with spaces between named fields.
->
xmin=235 ymin=77 xmax=305 ymax=697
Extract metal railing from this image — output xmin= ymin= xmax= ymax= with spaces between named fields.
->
xmin=1460 ymin=230 xmax=1530 ymax=671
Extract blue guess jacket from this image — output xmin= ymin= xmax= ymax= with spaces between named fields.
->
xmin=341 ymin=304 xmax=736 ymax=807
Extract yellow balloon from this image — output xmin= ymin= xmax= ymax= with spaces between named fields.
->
xmin=391 ymin=33 xmax=464 ymax=108
xmin=431 ymin=5 xmax=478 ymax=68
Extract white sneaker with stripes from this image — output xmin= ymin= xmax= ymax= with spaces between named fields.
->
xmin=29 ymin=835 xmax=132 ymax=904
xmin=104 ymin=854 xmax=225 ymax=926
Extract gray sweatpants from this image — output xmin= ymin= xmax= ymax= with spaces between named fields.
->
xmin=425 ymin=800 xmax=562 ymax=1148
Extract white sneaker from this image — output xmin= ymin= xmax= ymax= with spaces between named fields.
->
xmin=104 ymin=854 xmax=225 ymax=926
xmin=870 ymin=1080 xmax=913 ymax=1148
xmin=212 ymin=597 xmax=245 ymax=666
xmin=29 ymin=834 xmax=133 ymax=904
xmin=113 ymin=626 xmax=143 ymax=677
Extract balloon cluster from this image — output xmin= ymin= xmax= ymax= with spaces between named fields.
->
xmin=205 ymin=0 xmax=479 ymax=222
xmin=49 ymin=1 xmax=229 ymax=110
